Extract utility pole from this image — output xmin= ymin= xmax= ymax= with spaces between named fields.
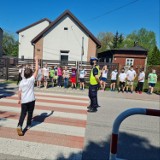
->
xmin=81 ymin=37 xmax=84 ymax=66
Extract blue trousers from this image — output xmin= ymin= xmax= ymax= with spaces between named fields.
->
xmin=64 ymin=78 xmax=69 ymax=88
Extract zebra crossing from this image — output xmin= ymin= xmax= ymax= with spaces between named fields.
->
xmin=0 ymin=91 xmax=89 ymax=160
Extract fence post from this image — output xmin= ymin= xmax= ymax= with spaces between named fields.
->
xmin=109 ymin=108 xmax=160 ymax=160
xmin=5 ymin=58 xmax=9 ymax=80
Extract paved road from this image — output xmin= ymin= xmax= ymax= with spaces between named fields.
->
xmin=0 ymin=83 xmax=160 ymax=160
xmin=0 ymin=88 xmax=88 ymax=160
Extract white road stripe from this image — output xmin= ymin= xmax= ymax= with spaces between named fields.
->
xmin=0 ymin=106 xmax=87 ymax=120
xmin=0 ymin=119 xmax=85 ymax=137
xmin=34 ymin=91 xmax=88 ymax=99
xmin=0 ymin=99 xmax=88 ymax=110
xmin=9 ymin=95 xmax=88 ymax=103
xmin=0 ymin=137 xmax=82 ymax=160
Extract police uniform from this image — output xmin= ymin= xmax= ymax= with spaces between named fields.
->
xmin=88 ymin=58 xmax=100 ymax=112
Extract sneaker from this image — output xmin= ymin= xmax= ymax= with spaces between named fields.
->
xmin=101 ymin=89 xmax=104 ymax=92
xmin=17 ymin=126 xmax=23 ymax=136
xmin=139 ymin=91 xmax=142 ymax=94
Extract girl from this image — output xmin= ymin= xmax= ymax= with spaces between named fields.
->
xmin=71 ymin=66 xmax=77 ymax=89
xmin=63 ymin=66 xmax=70 ymax=88
xmin=36 ymin=65 xmax=42 ymax=88
xmin=57 ymin=65 xmax=63 ymax=87
xmin=100 ymin=65 xmax=108 ymax=91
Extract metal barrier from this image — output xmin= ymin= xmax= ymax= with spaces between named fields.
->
xmin=109 ymin=108 xmax=160 ymax=160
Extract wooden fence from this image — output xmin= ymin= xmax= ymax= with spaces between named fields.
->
xmin=0 ymin=58 xmax=119 ymax=85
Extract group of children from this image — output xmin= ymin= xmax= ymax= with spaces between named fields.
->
xmin=17 ymin=63 xmax=158 ymax=94
xmin=18 ymin=63 xmax=87 ymax=90
xmin=96 ymin=65 xmax=158 ymax=95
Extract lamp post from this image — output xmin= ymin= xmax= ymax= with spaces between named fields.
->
xmin=81 ymin=37 xmax=84 ymax=66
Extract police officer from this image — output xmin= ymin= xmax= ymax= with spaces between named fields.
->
xmin=87 ymin=57 xmax=100 ymax=112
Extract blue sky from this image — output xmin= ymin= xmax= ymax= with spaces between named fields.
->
xmin=0 ymin=0 xmax=159 ymax=47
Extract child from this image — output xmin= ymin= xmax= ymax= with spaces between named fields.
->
xmin=118 ymin=68 xmax=127 ymax=93
xmin=43 ymin=63 xmax=49 ymax=89
xmin=63 ymin=66 xmax=70 ymax=88
xmin=17 ymin=56 xmax=39 ymax=136
xmin=135 ymin=68 xmax=145 ymax=94
xmin=79 ymin=66 xmax=87 ymax=90
xmin=50 ymin=66 xmax=55 ymax=87
xmin=71 ymin=66 xmax=77 ymax=89
xmin=148 ymin=69 xmax=157 ymax=94
xmin=110 ymin=69 xmax=118 ymax=91
xmin=57 ymin=65 xmax=63 ymax=87
xmin=36 ymin=65 xmax=42 ymax=88
xmin=100 ymin=65 xmax=108 ymax=91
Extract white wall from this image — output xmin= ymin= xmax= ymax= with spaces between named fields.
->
xmin=43 ymin=16 xmax=89 ymax=61
xmin=18 ymin=21 xmax=50 ymax=59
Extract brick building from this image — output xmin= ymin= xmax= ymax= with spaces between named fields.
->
xmin=98 ymin=46 xmax=148 ymax=71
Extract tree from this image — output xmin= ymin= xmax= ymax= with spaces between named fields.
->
xmin=97 ymin=32 xmax=114 ymax=52
xmin=2 ymin=32 xmax=18 ymax=57
xmin=148 ymin=46 xmax=160 ymax=65
xmin=112 ymin=31 xmax=119 ymax=48
xmin=112 ymin=32 xmax=124 ymax=49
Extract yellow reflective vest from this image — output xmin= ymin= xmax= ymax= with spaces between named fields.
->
xmin=90 ymin=65 xmax=100 ymax=85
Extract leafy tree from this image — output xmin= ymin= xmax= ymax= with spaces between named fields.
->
xmin=97 ymin=32 xmax=114 ymax=52
xmin=2 ymin=32 xmax=18 ymax=57
xmin=149 ymin=46 xmax=160 ymax=65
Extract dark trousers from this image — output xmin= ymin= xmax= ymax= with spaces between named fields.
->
xmin=58 ymin=76 xmax=62 ymax=87
xmin=136 ymin=82 xmax=144 ymax=92
xmin=18 ymin=100 xmax=35 ymax=127
xmin=88 ymin=84 xmax=98 ymax=108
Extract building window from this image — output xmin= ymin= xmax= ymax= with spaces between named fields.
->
xmin=126 ymin=58 xmax=134 ymax=66
xmin=64 ymin=27 xmax=68 ymax=30
xmin=60 ymin=50 xmax=69 ymax=61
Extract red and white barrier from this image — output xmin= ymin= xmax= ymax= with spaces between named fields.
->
xmin=109 ymin=108 xmax=160 ymax=160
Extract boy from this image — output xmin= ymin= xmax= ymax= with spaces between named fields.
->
xmin=17 ymin=56 xmax=39 ymax=136
xmin=50 ymin=66 xmax=55 ymax=87
xmin=118 ymin=68 xmax=127 ymax=93
xmin=148 ymin=69 xmax=158 ymax=94
xmin=126 ymin=65 xmax=136 ymax=93
xmin=110 ymin=68 xmax=118 ymax=91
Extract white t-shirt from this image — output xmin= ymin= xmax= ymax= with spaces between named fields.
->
xmin=102 ymin=70 xmax=108 ymax=78
xmin=43 ymin=67 xmax=49 ymax=77
xmin=119 ymin=73 xmax=127 ymax=82
xmin=127 ymin=69 xmax=136 ymax=81
xmin=138 ymin=72 xmax=145 ymax=82
xmin=63 ymin=70 xmax=69 ymax=78
xmin=79 ymin=69 xmax=87 ymax=78
xmin=111 ymin=71 xmax=118 ymax=80
xmin=19 ymin=76 xmax=35 ymax=104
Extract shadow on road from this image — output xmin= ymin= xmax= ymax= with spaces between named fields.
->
xmin=0 ymin=82 xmax=15 ymax=98
xmin=57 ymin=132 xmax=160 ymax=160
